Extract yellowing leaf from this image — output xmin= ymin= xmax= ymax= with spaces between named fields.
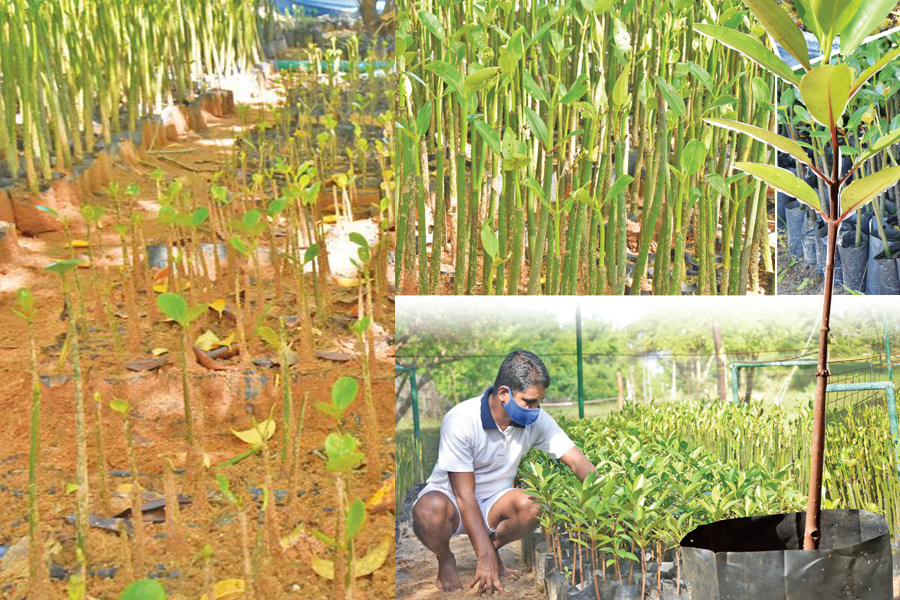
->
xmin=71 ymin=239 xmax=90 ymax=248
xmin=198 ymin=578 xmax=245 ymax=600
xmin=366 ymin=476 xmax=395 ymax=514
xmin=202 ymin=453 xmax=211 ymax=469
xmin=195 ymin=330 xmax=224 ymax=352
xmin=322 ymin=214 xmax=339 ymax=224
xmin=231 ymin=419 xmax=276 ymax=446
xmin=220 ymin=331 xmax=235 ymax=348
xmin=311 ymin=539 xmax=391 ymax=579
xmin=151 ymin=348 xmax=169 ymax=356
xmin=209 ymin=299 xmax=226 ymax=316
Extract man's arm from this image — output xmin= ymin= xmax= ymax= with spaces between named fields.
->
xmin=448 ymin=471 xmax=504 ymax=597
xmin=559 ymin=446 xmax=597 ymax=481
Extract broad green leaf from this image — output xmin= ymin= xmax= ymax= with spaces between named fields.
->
xmin=346 ymin=499 xmax=366 ymax=542
xmin=481 ymin=222 xmax=499 ymax=259
xmin=522 ymin=177 xmax=546 ymax=204
xmin=850 ymin=46 xmax=900 ymax=100
xmin=810 ymin=0 xmax=859 ymax=47
xmin=324 ymin=432 xmax=364 ymax=472
xmin=332 ymin=376 xmax=359 ymax=411
xmin=303 ymin=244 xmax=319 ymax=264
xmin=268 ymin=197 xmax=287 ymax=215
xmin=733 ymin=162 xmax=821 ymax=213
xmin=559 ymin=75 xmax=589 ymax=104
xmin=473 ymin=121 xmax=502 ymax=155
xmin=230 ymin=235 xmax=249 ymax=255
xmin=744 ymin=0 xmax=812 ymax=71
xmin=681 ymin=139 xmax=708 ymax=176
xmin=612 ymin=68 xmax=630 ymax=109
xmin=693 ymin=24 xmax=801 ymax=87
xmin=523 ymin=70 xmax=548 ymax=103
xmin=417 ymin=11 xmax=446 ymax=43
xmin=120 ymin=579 xmax=167 ymax=600
xmin=231 ymin=419 xmax=276 ymax=446
xmin=800 ymin=64 xmax=851 ymax=129
xmin=257 ymin=326 xmax=282 ymax=351
xmin=840 ymin=0 xmax=895 ymax=56
xmin=463 ymin=67 xmax=501 ymax=96
xmin=593 ymin=0 xmax=618 ymax=15
xmin=704 ymin=118 xmax=814 ymax=170
xmin=15 ymin=288 xmax=35 ymax=321
xmin=45 ymin=259 xmax=80 ymax=275
xmin=215 ymin=473 xmax=238 ymax=505
xmin=687 ymin=63 xmax=714 ymax=93
xmin=839 ymin=167 xmax=900 ymax=219
xmin=156 ymin=292 xmax=187 ymax=325
xmin=653 ymin=76 xmax=686 ymax=119
xmin=415 ymin=101 xmax=432 ymax=138
xmin=856 ymin=128 xmax=900 ymax=166
xmin=706 ymin=173 xmax=731 ymax=198
xmin=524 ymin=107 xmax=548 ymax=146
xmin=426 ymin=61 xmax=463 ymax=95
xmin=190 ymin=207 xmax=209 ymax=228
xmin=185 ymin=304 xmax=207 ymax=326
xmin=109 ymin=398 xmax=129 ymax=414
xmin=603 ymin=174 xmax=634 ymax=204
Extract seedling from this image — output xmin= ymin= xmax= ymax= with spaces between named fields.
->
xmin=45 ymin=259 xmax=90 ymax=586
xmin=257 ymin=323 xmax=296 ymax=468
xmin=156 ymin=292 xmax=207 ymax=445
xmin=315 ymin=376 xmax=360 ymax=432
xmin=109 ymin=398 xmax=146 ymax=572
xmin=699 ymin=0 xmax=900 ymax=549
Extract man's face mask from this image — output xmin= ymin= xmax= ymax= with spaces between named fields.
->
xmin=500 ymin=386 xmax=541 ymax=426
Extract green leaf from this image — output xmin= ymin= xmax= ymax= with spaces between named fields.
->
xmin=706 ymin=173 xmax=731 ymax=198
xmin=560 ymin=75 xmax=589 ymax=104
xmin=426 ymin=60 xmax=463 ymax=95
xmin=681 ymin=139 xmax=708 ymax=176
xmin=704 ymin=118 xmax=814 ymax=171
xmin=190 ymin=207 xmax=209 ymax=228
xmin=257 ymin=325 xmax=282 ymax=351
xmin=687 ymin=63 xmax=714 ymax=93
xmin=522 ymin=177 xmax=546 ymax=204
xmin=346 ymin=499 xmax=366 ymax=542
xmin=157 ymin=292 xmax=188 ymax=326
xmin=324 ymin=432 xmax=364 ymax=472
xmin=733 ymin=162 xmax=821 ymax=213
xmin=230 ymin=235 xmax=249 ymax=255
xmin=45 ymin=259 xmax=80 ymax=275
xmin=850 ymin=46 xmax=900 ymax=100
xmin=268 ymin=197 xmax=287 ymax=215
xmin=524 ymin=107 xmax=549 ymax=147
xmin=120 ymin=579 xmax=167 ymax=600
xmin=331 ymin=376 xmax=359 ymax=411
xmin=653 ymin=76 xmax=686 ymax=119
xmin=35 ymin=204 xmax=60 ymax=218
xmin=15 ymin=288 xmax=35 ymax=321
xmin=463 ymin=67 xmax=502 ymax=95
xmin=303 ymin=244 xmax=319 ymax=265
xmin=856 ymin=128 xmax=900 ymax=166
xmin=216 ymin=473 xmax=238 ymax=504
xmin=473 ymin=121 xmax=502 ymax=155
xmin=810 ymin=0 xmax=860 ymax=48
xmin=418 ymin=10 xmax=446 ymax=43
xmin=800 ymin=64 xmax=851 ymax=129
xmin=693 ymin=24 xmax=801 ymax=87
xmin=603 ymin=174 xmax=634 ymax=204
xmin=613 ymin=67 xmax=631 ymax=109
xmin=415 ymin=101 xmax=432 ymax=138
xmin=839 ymin=167 xmax=900 ymax=220
xmin=481 ymin=221 xmax=499 ymax=259
xmin=593 ymin=0 xmax=619 ymax=15
xmin=841 ymin=0 xmax=897 ymax=56
xmin=743 ymin=0 xmax=812 ymax=71
xmin=185 ymin=305 xmax=207 ymax=326
xmin=523 ymin=70 xmax=548 ymax=103
xmin=109 ymin=398 xmax=129 ymax=415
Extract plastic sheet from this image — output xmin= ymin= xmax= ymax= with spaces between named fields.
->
xmin=680 ymin=510 xmax=891 ymax=600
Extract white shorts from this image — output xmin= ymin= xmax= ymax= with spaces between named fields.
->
xmin=413 ymin=483 xmax=515 ymax=537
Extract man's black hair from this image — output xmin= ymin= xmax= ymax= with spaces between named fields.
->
xmin=493 ymin=350 xmax=551 ymax=393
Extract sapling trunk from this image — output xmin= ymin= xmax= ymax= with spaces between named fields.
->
xmin=93 ymin=392 xmax=109 ymax=513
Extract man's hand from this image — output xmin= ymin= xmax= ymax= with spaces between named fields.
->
xmin=471 ymin=554 xmax=505 ymax=597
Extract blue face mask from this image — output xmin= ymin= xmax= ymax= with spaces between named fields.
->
xmin=501 ymin=386 xmax=541 ymax=427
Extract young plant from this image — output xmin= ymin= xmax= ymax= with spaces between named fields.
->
xmin=156 ymin=292 xmax=207 ymax=446
xmin=698 ymin=0 xmax=900 ymax=549
xmin=13 ymin=289 xmax=43 ymax=592
xmin=109 ymin=397 xmax=147 ymax=574
xmin=45 ymin=258 xmax=91 ymax=586
xmin=257 ymin=322 xmax=296 ymax=468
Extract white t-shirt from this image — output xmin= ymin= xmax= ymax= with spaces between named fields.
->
xmin=425 ymin=387 xmax=576 ymax=500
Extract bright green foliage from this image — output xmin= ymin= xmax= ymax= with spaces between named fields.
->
xmin=120 ymin=579 xmax=167 ymax=600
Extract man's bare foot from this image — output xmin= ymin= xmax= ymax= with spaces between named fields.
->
xmin=436 ymin=557 xmax=464 ymax=591
xmin=495 ymin=551 xmax=518 ymax=579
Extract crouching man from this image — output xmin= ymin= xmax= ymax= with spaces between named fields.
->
xmin=412 ymin=350 xmax=597 ymax=596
